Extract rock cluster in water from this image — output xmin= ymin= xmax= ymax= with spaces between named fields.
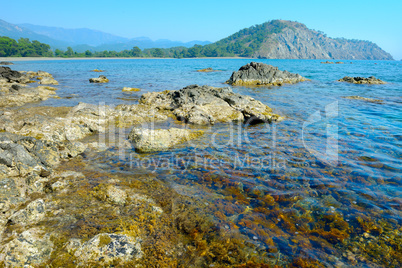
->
xmin=0 ymin=67 xmax=58 ymax=107
xmin=338 ymin=76 xmax=386 ymax=84
xmin=226 ymin=62 xmax=307 ymax=86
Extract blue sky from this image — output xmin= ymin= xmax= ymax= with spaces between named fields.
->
xmin=2 ymin=0 xmax=401 ymax=59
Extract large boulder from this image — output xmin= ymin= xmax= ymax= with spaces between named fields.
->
xmin=337 ymin=76 xmax=386 ymax=84
xmin=140 ymin=84 xmax=282 ymax=124
xmin=0 ymin=66 xmax=29 ymax=83
xmin=226 ymin=62 xmax=306 ymax=86
xmin=128 ymin=127 xmax=204 ymax=152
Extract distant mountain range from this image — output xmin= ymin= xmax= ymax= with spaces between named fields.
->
xmin=0 ymin=19 xmax=211 ymax=52
xmin=0 ymin=18 xmax=394 ymax=60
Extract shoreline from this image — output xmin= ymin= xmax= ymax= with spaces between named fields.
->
xmin=1 ymin=57 xmax=396 ymax=62
xmin=0 ymin=56 xmax=247 ymax=62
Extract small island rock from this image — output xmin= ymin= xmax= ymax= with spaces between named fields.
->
xmin=226 ymin=62 xmax=306 ymax=86
xmin=89 ymin=75 xmax=109 ymax=83
xmin=337 ymin=76 xmax=386 ymax=84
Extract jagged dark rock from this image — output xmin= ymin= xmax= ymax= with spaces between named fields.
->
xmin=226 ymin=62 xmax=306 ymax=86
xmin=0 ymin=66 xmax=26 ymax=83
xmin=337 ymin=76 xmax=386 ymax=84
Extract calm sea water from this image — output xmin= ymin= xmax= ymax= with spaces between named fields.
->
xmin=10 ymin=59 xmax=402 ymax=266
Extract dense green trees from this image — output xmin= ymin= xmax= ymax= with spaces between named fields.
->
xmin=0 ymin=20 xmax=290 ymax=59
xmin=0 ymin=36 xmax=53 ymax=57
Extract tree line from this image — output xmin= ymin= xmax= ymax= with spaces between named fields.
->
xmin=0 ymin=20 xmax=290 ymax=58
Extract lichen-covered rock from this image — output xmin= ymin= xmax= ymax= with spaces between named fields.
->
xmin=74 ymin=233 xmax=142 ymax=265
xmin=140 ymin=84 xmax=283 ymax=124
xmin=8 ymin=199 xmax=46 ymax=226
xmin=337 ymin=76 xmax=386 ymax=84
xmin=226 ymin=62 xmax=306 ymax=86
xmin=89 ymin=75 xmax=109 ymax=83
xmin=0 ymin=228 xmax=53 ymax=267
xmin=128 ymin=127 xmax=204 ymax=153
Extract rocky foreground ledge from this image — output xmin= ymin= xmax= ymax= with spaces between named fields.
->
xmin=226 ymin=62 xmax=307 ymax=86
xmin=0 ymin=81 xmax=284 ymax=266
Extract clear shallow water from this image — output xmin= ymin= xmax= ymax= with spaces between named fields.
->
xmin=11 ymin=59 xmax=402 ymax=266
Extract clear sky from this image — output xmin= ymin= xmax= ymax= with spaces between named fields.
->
xmin=2 ymin=0 xmax=401 ymax=59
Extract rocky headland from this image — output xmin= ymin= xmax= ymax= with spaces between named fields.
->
xmin=226 ymin=62 xmax=307 ymax=86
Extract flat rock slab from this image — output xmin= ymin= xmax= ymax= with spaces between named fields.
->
xmin=226 ymin=62 xmax=306 ymax=86
xmin=337 ymin=76 xmax=386 ymax=84
xmin=128 ymin=127 xmax=204 ymax=152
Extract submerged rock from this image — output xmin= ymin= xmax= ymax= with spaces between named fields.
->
xmin=140 ymin=84 xmax=282 ymax=124
xmin=226 ymin=62 xmax=306 ymax=86
xmin=0 ymin=61 xmax=13 ymax=65
xmin=321 ymin=61 xmax=334 ymax=64
xmin=122 ymin=87 xmax=140 ymax=92
xmin=342 ymin=96 xmax=384 ymax=103
xmin=74 ymin=233 xmax=142 ymax=265
xmin=197 ymin=67 xmax=219 ymax=72
xmin=128 ymin=127 xmax=204 ymax=152
xmin=0 ymin=228 xmax=53 ymax=267
xmin=337 ymin=76 xmax=386 ymax=84
xmin=89 ymin=75 xmax=109 ymax=83
xmin=38 ymin=76 xmax=59 ymax=85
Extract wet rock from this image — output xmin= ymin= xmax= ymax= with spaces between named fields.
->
xmin=140 ymin=84 xmax=283 ymax=124
xmin=338 ymin=76 xmax=386 ymax=84
xmin=197 ymin=67 xmax=219 ymax=72
xmin=0 ymin=228 xmax=53 ymax=267
xmin=321 ymin=61 xmax=334 ymax=64
xmin=38 ymin=76 xmax=59 ymax=85
xmin=226 ymin=62 xmax=306 ymax=86
xmin=335 ymin=61 xmax=344 ymax=64
xmin=0 ymin=68 xmax=57 ymax=107
xmin=89 ymin=75 xmax=109 ymax=83
xmin=128 ymin=127 xmax=204 ymax=152
xmin=106 ymin=185 xmax=128 ymax=205
xmin=74 ymin=233 xmax=142 ymax=265
xmin=0 ymin=66 xmax=27 ymax=83
xmin=122 ymin=87 xmax=140 ymax=92
xmin=0 ymin=61 xmax=13 ymax=65
xmin=0 ymin=132 xmax=85 ymax=178
xmin=8 ymin=199 xmax=46 ymax=226
xmin=342 ymin=96 xmax=383 ymax=103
